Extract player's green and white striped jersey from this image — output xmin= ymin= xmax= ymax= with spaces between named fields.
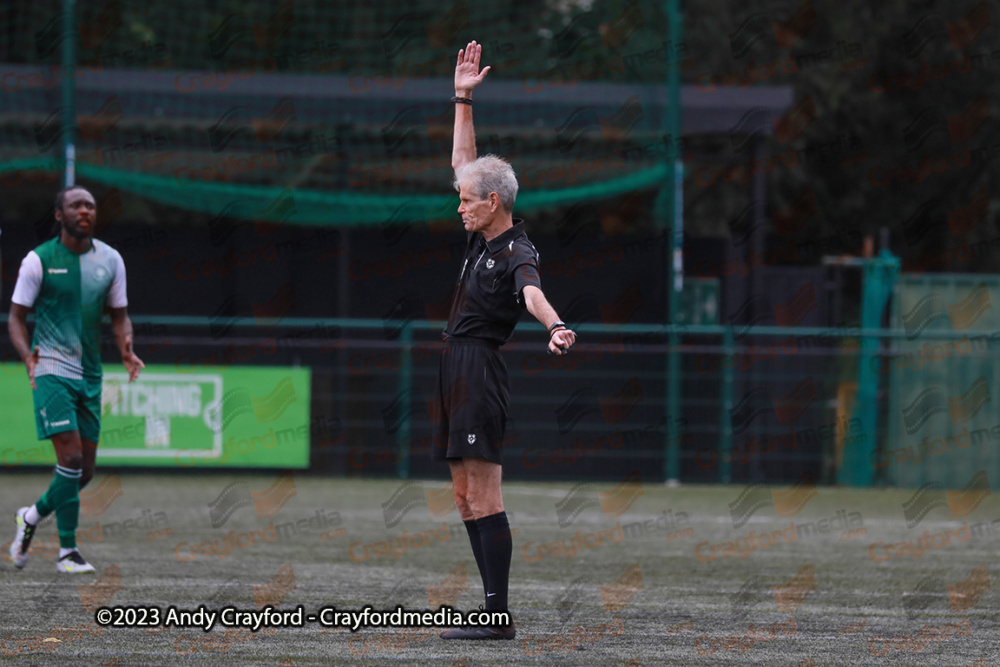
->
xmin=11 ymin=237 xmax=127 ymax=380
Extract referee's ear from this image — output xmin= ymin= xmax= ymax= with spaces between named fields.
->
xmin=488 ymin=192 xmax=500 ymax=213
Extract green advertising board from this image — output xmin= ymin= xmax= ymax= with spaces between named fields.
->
xmin=0 ymin=364 xmax=310 ymax=469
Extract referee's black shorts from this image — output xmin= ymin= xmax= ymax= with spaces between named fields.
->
xmin=431 ymin=338 xmax=510 ymax=465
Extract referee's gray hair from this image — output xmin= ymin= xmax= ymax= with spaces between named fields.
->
xmin=453 ymin=155 xmax=518 ymax=214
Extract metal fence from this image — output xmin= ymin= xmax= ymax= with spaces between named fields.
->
xmin=3 ymin=314 xmax=996 ymax=487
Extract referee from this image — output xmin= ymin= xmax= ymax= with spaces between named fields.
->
xmin=435 ymin=41 xmax=576 ymax=640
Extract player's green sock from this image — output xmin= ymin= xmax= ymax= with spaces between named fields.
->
xmin=35 ymin=466 xmax=82 ymax=549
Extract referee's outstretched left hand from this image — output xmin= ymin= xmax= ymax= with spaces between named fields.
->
xmin=548 ymin=328 xmax=576 ymax=356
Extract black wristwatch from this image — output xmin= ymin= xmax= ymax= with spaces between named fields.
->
xmin=549 ymin=321 xmax=566 ymax=334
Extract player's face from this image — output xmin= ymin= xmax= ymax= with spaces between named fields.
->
xmin=57 ymin=189 xmax=97 ymax=239
xmin=457 ymin=179 xmax=496 ymax=234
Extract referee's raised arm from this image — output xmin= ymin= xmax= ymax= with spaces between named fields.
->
xmin=452 ymin=41 xmax=491 ymax=172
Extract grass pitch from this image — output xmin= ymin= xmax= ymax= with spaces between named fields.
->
xmin=2 ymin=472 xmax=999 ymax=665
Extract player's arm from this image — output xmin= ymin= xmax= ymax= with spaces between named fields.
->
xmin=452 ymin=40 xmax=491 ymax=172
xmin=109 ymin=307 xmax=144 ymax=383
xmin=523 ymin=285 xmax=576 ymax=356
xmin=106 ymin=252 xmax=143 ymax=382
xmin=8 ymin=303 xmax=39 ymax=390
xmin=10 ymin=251 xmax=42 ymax=389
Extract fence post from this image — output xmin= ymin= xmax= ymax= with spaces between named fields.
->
xmin=839 ymin=252 xmax=899 ymax=486
xmin=665 ymin=327 xmax=682 ymax=483
xmin=663 ymin=0 xmax=684 ymax=485
xmin=61 ymin=0 xmax=77 ymax=187
xmin=719 ymin=327 xmax=734 ymax=483
xmin=396 ymin=323 xmax=413 ymax=479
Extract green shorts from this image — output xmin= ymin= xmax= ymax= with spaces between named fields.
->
xmin=33 ymin=374 xmax=103 ymax=443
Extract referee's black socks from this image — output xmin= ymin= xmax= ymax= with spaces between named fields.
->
xmin=476 ymin=511 xmax=512 ymax=614
xmin=463 ymin=519 xmax=489 ymax=595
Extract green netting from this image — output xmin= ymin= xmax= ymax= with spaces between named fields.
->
xmin=0 ymin=1 xmax=680 ymax=225
xmin=0 ymin=156 xmax=668 ymax=224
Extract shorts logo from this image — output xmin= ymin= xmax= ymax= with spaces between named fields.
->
xmin=486 ymin=259 xmax=495 ymax=269
xmin=468 ymin=433 xmax=476 ymax=444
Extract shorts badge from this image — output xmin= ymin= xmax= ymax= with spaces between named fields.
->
xmin=468 ymin=433 xmax=476 ymax=444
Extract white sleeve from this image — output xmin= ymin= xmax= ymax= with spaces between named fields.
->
xmin=107 ymin=252 xmax=128 ymax=308
xmin=11 ymin=252 xmax=42 ymax=307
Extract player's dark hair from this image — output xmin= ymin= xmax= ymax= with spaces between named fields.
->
xmin=54 ymin=185 xmax=88 ymax=212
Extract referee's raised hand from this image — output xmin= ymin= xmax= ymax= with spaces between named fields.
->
xmin=455 ymin=40 xmax=491 ymax=95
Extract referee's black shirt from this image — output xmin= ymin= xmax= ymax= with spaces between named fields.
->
xmin=443 ymin=220 xmax=542 ymax=346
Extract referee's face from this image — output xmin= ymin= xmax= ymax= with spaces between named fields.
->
xmin=457 ymin=179 xmax=496 ymax=234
